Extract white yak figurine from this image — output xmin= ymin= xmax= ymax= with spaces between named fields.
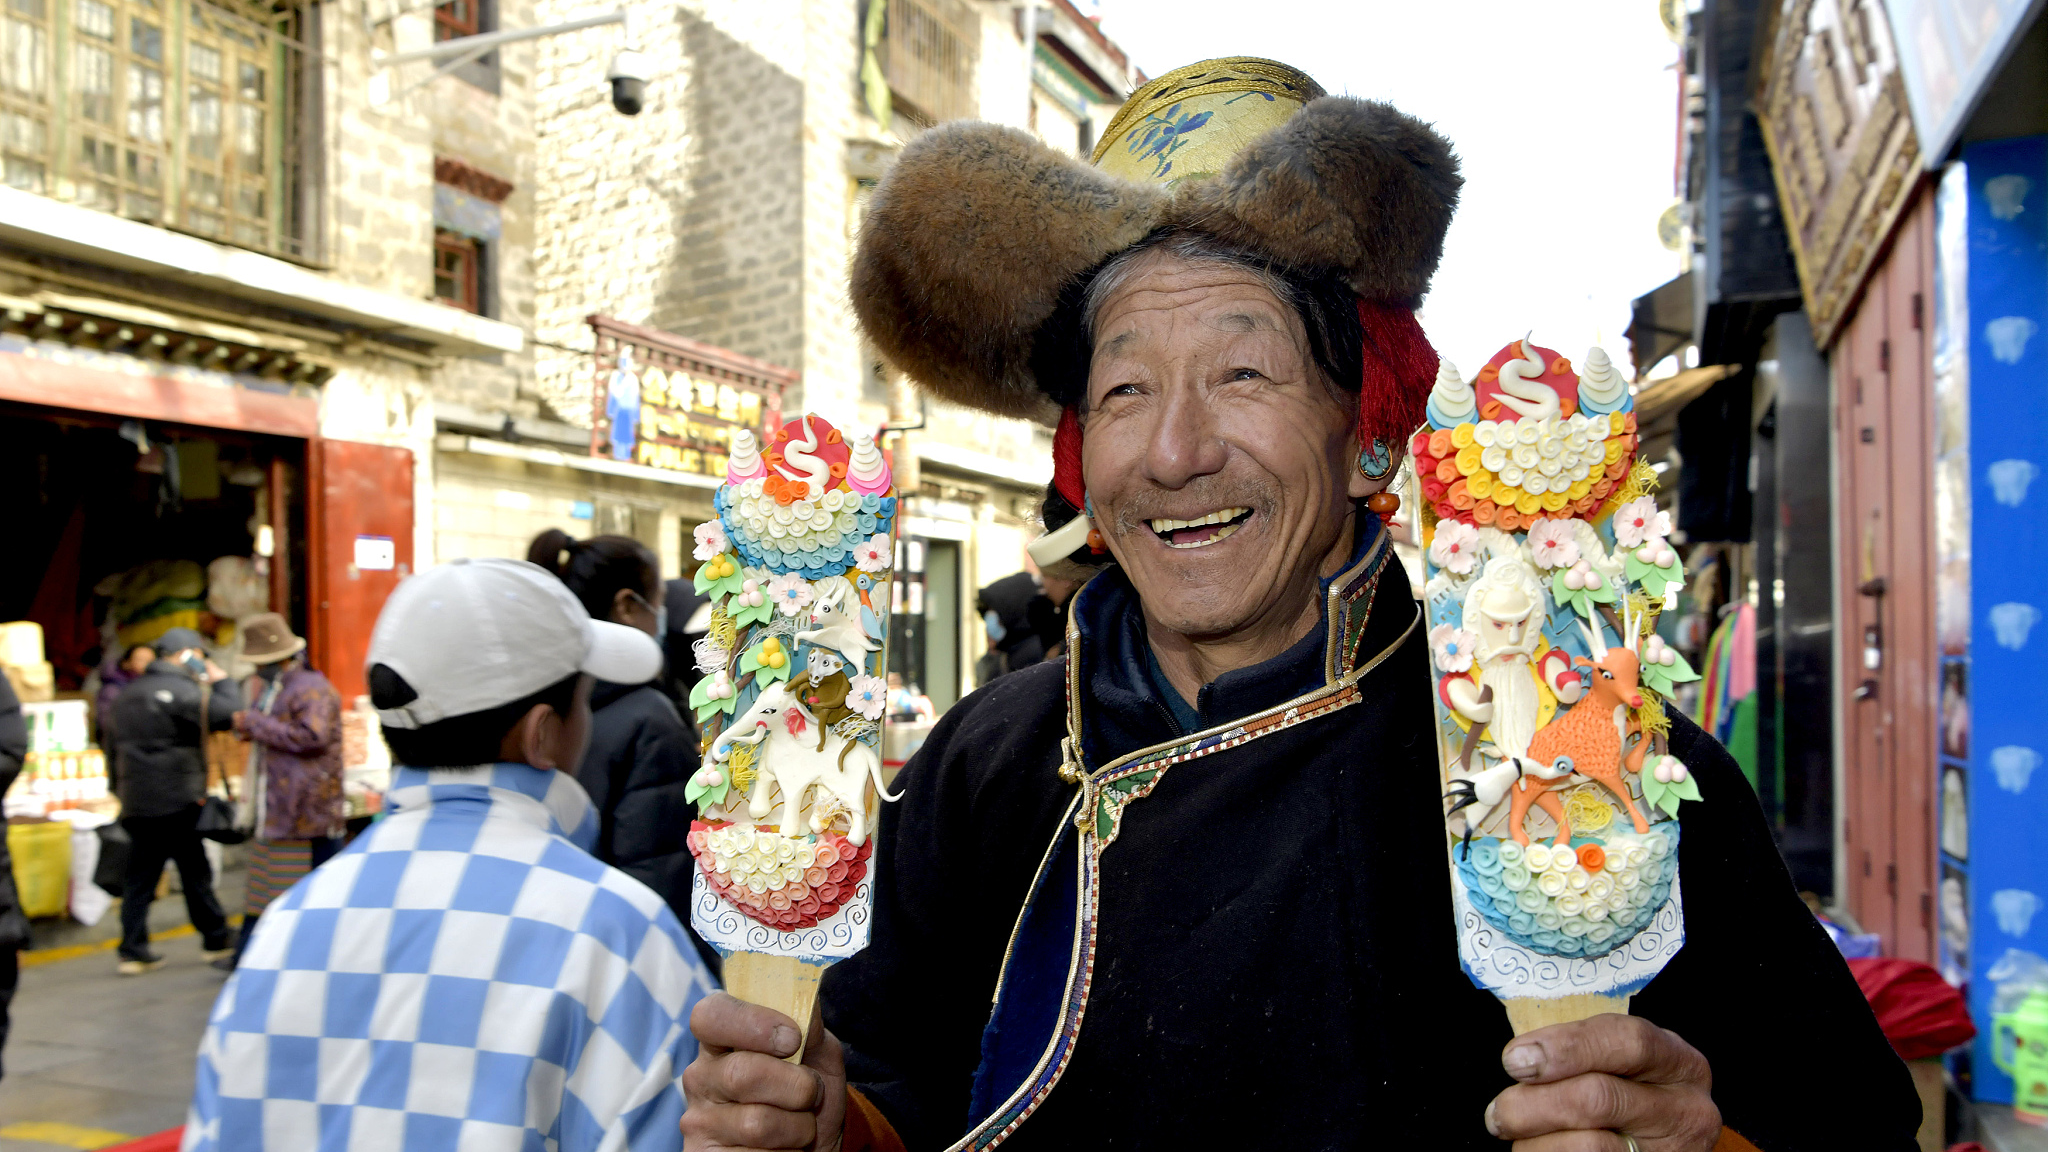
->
xmin=703 ymin=681 xmax=898 ymax=844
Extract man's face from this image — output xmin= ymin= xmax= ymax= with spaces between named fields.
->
xmin=1082 ymin=251 xmax=1366 ymax=640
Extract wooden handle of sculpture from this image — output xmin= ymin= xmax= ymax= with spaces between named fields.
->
xmin=723 ymin=953 xmax=825 ymax=1063
xmin=1502 ymin=993 xmax=1632 ymax=1036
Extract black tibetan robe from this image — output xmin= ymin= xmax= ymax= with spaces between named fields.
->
xmin=824 ymin=520 xmax=1918 ymax=1150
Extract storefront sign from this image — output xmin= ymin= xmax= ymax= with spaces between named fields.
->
xmin=1756 ymin=0 xmax=1925 ymax=347
xmin=1886 ymin=0 xmax=2048 ymax=168
xmin=588 ymin=315 xmax=794 ymax=480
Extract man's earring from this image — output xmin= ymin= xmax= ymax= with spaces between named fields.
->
xmin=1359 ymin=438 xmax=1393 ymax=480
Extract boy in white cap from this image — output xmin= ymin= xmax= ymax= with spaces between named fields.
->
xmin=183 ymin=558 xmax=716 ymax=1152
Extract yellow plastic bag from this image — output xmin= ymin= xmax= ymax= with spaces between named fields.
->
xmin=9 ymin=820 xmax=73 ymax=918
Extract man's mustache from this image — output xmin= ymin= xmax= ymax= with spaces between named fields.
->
xmin=1104 ymin=477 xmax=1280 ymax=538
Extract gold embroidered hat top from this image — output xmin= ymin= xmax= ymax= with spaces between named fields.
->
xmin=1091 ymin=57 xmax=1326 ymax=185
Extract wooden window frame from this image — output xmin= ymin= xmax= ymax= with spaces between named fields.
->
xmin=433 ymin=228 xmax=480 ymax=314
xmin=432 ymin=0 xmax=477 ymax=41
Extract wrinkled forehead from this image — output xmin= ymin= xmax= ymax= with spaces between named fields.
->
xmin=1087 ymin=251 xmax=1308 ymax=364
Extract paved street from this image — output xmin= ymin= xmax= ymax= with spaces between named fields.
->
xmin=0 ymin=869 xmax=244 ymax=1151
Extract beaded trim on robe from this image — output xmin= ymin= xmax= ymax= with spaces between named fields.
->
xmin=951 ymin=527 xmax=1421 ymax=1150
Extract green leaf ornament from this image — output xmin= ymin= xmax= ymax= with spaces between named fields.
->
xmin=1625 ymin=550 xmax=1686 ymax=599
xmin=1638 ymin=648 xmax=1703 ymax=697
xmin=739 ymin=637 xmax=794 ymax=685
xmin=1551 ymin=566 xmax=1619 ymax=619
xmin=689 ymin=671 xmax=740 ymax=719
xmin=1639 ymin=757 xmax=1705 ymax=817
xmin=695 ymin=552 xmax=746 ymax=598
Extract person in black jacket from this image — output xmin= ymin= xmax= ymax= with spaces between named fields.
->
xmin=108 ymin=626 xmax=240 ymax=974
xmin=0 ymin=673 xmax=30 ymax=1078
xmin=529 ymin=530 xmax=719 ymax=976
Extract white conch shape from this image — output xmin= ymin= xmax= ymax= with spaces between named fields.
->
xmin=1494 ymin=337 xmax=1561 ymax=422
xmin=775 ymin=415 xmax=833 ymax=500
xmin=727 ymin=428 xmax=766 ymax=482
xmin=1577 ymin=346 xmax=1628 ymax=407
xmin=1431 ymin=357 xmax=1476 ymax=421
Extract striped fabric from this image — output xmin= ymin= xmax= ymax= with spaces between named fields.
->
xmin=243 ymin=839 xmax=315 ymax=917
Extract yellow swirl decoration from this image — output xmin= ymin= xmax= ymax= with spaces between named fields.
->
xmin=1091 ymin=57 xmax=1324 ymax=186
xmin=1637 ymin=691 xmax=1672 ymax=740
xmin=726 ymin=743 xmax=758 ymax=794
xmin=1562 ymin=786 xmax=1615 ymax=832
xmin=708 ymin=606 xmax=738 ymax=652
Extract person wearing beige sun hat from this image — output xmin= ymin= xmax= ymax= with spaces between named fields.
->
xmin=677 ymin=58 xmax=1918 ymax=1152
xmin=216 ymin=611 xmax=343 ymax=970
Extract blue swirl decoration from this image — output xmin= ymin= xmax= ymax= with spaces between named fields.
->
xmin=714 ymin=486 xmax=897 ymax=580
xmin=1455 ymin=822 xmax=1681 ymax=961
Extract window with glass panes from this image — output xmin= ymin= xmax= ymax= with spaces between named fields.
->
xmin=0 ymin=0 xmax=305 ymax=256
xmin=433 ymin=228 xmax=479 ymax=313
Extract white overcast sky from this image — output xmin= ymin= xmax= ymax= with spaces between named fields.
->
xmin=1088 ymin=0 xmax=1687 ymax=379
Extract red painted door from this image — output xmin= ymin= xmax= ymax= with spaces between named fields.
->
xmin=308 ymin=439 xmax=415 ymax=705
xmin=1834 ymin=189 xmax=1937 ymax=961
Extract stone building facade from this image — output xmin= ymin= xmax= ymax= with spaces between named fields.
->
xmin=524 ymin=0 xmax=1141 ymax=707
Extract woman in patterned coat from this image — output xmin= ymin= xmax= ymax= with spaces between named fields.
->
xmin=218 ymin=612 xmax=343 ymax=969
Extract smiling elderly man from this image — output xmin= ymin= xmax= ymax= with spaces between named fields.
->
xmin=679 ymin=59 xmax=1918 ymax=1152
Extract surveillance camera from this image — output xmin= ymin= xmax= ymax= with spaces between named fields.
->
xmin=606 ymin=49 xmax=649 ymax=115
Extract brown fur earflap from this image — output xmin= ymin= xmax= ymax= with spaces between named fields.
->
xmin=850 ymin=122 xmax=1166 ymax=421
xmin=1173 ymin=98 xmax=1462 ymax=306
xmin=850 ymin=97 xmax=1459 ymax=418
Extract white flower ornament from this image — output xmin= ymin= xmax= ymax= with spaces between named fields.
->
xmin=853 ymin=534 xmax=893 ymax=574
xmin=1614 ymin=498 xmax=1670 ymax=549
xmin=767 ymin=573 xmax=814 ymax=617
xmin=1429 ymin=519 xmax=1482 ymax=575
xmin=693 ymin=520 xmax=731 ymax=562
xmin=1525 ymin=519 xmax=1580 ymax=571
xmin=1429 ymin=624 xmax=1478 ymax=673
xmin=848 ymin=674 xmax=888 ymax=720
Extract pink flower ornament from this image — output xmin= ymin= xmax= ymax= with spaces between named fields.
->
xmin=693 ymin=520 xmax=730 ymax=562
xmin=1525 ymin=519 xmax=1580 ymax=571
xmin=1614 ymin=497 xmax=1671 ymax=549
xmin=848 ymin=674 xmax=887 ymax=720
xmin=1429 ymin=623 xmax=1478 ymax=673
xmin=853 ymin=534 xmax=892 ymax=574
xmin=767 ymin=573 xmax=814 ymax=617
xmin=1429 ymin=519 xmax=1481 ymax=575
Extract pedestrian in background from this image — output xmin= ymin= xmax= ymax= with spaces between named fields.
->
xmin=94 ymin=643 xmax=155 ymax=748
xmin=107 ymin=627 xmax=239 ymax=975
xmin=0 ymin=673 xmax=29 ymax=1079
xmin=184 ymin=557 xmax=714 ymax=1151
xmin=528 ymin=530 xmax=714 ymax=973
xmin=215 ymin=612 xmax=342 ymax=971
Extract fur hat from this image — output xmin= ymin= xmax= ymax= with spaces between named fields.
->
xmin=851 ymin=59 xmax=1462 ymax=421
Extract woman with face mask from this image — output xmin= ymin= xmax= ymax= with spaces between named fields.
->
xmin=527 ymin=529 xmax=717 ymax=976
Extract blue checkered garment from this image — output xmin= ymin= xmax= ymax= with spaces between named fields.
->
xmin=182 ymin=763 xmax=717 ymax=1152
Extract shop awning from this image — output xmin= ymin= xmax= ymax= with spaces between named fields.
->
xmin=1629 ymin=272 xmax=1696 ymax=379
xmin=1634 ymin=363 xmax=1737 ymax=428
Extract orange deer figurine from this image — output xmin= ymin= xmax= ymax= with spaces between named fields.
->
xmin=1504 ymin=615 xmax=1654 ymax=845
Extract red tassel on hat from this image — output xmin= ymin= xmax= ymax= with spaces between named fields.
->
xmin=1052 ymin=405 xmax=1086 ymax=509
xmin=1355 ymin=300 xmax=1437 ymax=451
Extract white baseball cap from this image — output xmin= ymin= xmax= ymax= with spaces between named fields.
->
xmin=366 ymin=557 xmax=663 ymax=730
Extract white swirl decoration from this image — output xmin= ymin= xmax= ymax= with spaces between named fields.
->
xmin=1575 ymin=346 xmax=1631 ymax=415
xmin=727 ymin=428 xmax=767 ymax=483
xmin=1428 ymin=356 xmax=1476 ymax=429
xmin=846 ymin=432 xmax=893 ymax=495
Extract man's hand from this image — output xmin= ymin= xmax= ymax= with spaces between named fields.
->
xmin=232 ymin=711 xmax=249 ymax=735
xmin=1485 ymin=1014 xmax=1720 ymax=1151
xmin=680 ymin=992 xmax=846 ymax=1152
